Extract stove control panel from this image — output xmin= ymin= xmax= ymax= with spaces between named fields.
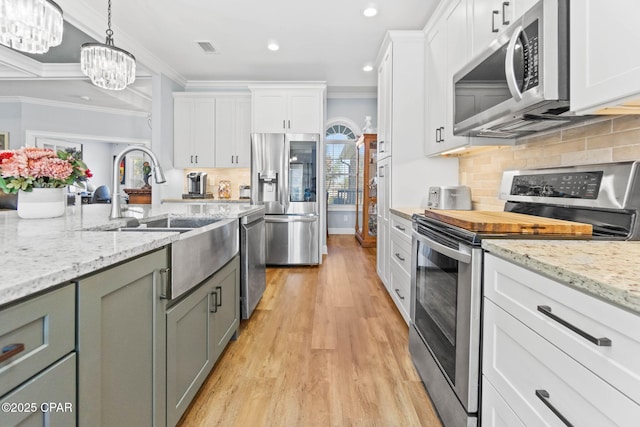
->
xmin=510 ymin=171 xmax=603 ymax=199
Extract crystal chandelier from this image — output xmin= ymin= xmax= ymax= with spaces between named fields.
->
xmin=0 ymin=0 xmax=64 ymax=54
xmin=80 ymin=0 xmax=135 ymax=91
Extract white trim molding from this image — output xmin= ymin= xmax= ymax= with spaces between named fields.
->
xmin=325 ymin=117 xmax=362 ymax=137
xmin=25 ymin=130 xmax=150 ymax=148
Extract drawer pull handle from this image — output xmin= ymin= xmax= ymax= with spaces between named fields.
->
xmin=394 ymin=289 xmax=405 ymax=300
xmin=210 ymin=290 xmax=219 ymax=313
xmin=394 ymin=252 xmax=405 ymax=262
xmin=535 ymin=389 xmax=574 ymax=427
xmin=537 ymin=305 xmax=612 ymax=347
xmin=215 ymin=286 xmax=222 ymax=308
xmin=0 ymin=343 xmax=25 ymax=363
xmin=395 ymin=225 xmax=406 ymax=232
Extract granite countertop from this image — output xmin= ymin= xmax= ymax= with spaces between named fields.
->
xmin=0 ymin=203 xmax=264 ymax=308
xmin=482 ymin=240 xmax=640 ymax=314
xmin=162 ymin=198 xmax=250 ymax=204
xmin=390 ymin=207 xmax=425 ymax=221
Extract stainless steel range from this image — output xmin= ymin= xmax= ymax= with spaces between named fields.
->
xmin=409 ymin=161 xmax=640 ymax=427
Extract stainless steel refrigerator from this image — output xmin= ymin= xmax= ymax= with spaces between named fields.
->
xmin=251 ymin=133 xmax=319 ymax=265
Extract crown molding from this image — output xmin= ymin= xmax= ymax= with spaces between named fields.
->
xmin=0 ymin=96 xmax=149 ymax=117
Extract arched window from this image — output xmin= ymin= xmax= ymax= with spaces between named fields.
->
xmin=325 ymin=120 xmax=359 ymax=205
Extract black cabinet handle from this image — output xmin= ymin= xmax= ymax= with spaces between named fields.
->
xmin=535 ymin=390 xmax=574 ymax=427
xmin=283 ymin=120 xmax=286 ymax=129
xmin=435 ymin=128 xmax=441 ymax=143
xmin=190 ymin=155 xmax=194 ymax=164
xmin=0 ymin=343 xmax=25 ymax=363
xmin=394 ymin=289 xmax=405 ymax=300
xmin=537 ymin=305 xmax=612 ymax=347
xmin=210 ymin=290 xmax=218 ymax=313
xmin=235 ymin=155 xmax=239 ymax=164
xmin=395 ymin=252 xmax=405 ymax=262
xmin=288 ymin=120 xmax=291 ymax=129
xmin=439 ymin=127 xmax=445 ymax=143
xmin=395 ymin=225 xmax=406 ymax=232
xmin=215 ymin=286 xmax=222 ymax=308
xmin=195 ymin=155 xmax=198 ymax=164
xmin=492 ymin=10 xmax=499 ymax=32
xmin=502 ymin=2 xmax=510 ymax=25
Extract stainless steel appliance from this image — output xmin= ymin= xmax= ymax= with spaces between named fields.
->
xmin=452 ymin=0 xmax=589 ymax=139
xmin=251 ymin=133 xmax=319 ymax=265
xmin=410 ymin=161 xmax=640 ymax=427
xmin=427 ymin=186 xmax=472 ymax=210
xmin=183 ymin=171 xmax=213 ymax=199
xmin=240 ymin=209 xmax=266 ymax=319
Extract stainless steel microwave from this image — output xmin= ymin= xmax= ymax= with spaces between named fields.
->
xmin=452 ymin=0 xmax=585 ymax=139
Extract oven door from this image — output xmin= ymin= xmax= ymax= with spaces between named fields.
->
xmin=410 ymin=226 xmax=483 ymax=416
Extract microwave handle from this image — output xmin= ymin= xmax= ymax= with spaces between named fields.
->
xmin=505 ymin=25 xmax=524 ymax=101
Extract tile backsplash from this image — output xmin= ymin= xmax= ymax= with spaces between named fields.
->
xmin=183 ymin=167 xmax=250 ymax=200
xmin=458 ymin=116 xmax=640 ymax=211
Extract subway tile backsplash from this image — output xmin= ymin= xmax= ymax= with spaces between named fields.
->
xmin=458 ymin=116 xmax=640 ymax=211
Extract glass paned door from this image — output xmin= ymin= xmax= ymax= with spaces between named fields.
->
xmin=289 ymin=140 xmax=316 ymax=202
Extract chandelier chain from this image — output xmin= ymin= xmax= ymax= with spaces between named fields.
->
xmin=106 ymin=0 xmax=114 ymax=41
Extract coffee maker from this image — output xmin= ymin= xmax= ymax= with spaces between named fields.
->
xmin=183 ymin=172 xmax=213 ymax=199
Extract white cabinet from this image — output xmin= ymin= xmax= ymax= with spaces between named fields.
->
xmin=173 ymin=96 xmax=215 ymax=168
xmin=482 ymin=253 xmax=640 ymax=426
xmin=250 ymin=86 xmax=324 ymax=134
xmin=377 ymin=45 xmax=392 ymax=159
xmin=389 ymin=214 xmax=412 ymax=324
xmin=571 ymin=0 xmax=640 ymax=114
xmin=376 ymin=157 xmax=391 ymax=288
xmin=214 ymin=96 xmax=251 ymax=168
xmin=471 ymin=0 xmax=537 ymax=56
xmin=425 ymin=0 xmax=472 ymax=156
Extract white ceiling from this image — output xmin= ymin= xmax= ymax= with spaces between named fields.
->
xmin=0 ymin=0 xmax=441 ymax=111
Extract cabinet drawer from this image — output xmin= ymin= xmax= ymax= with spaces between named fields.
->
xmin=0 ymin=284 xmax=75 ymax=397
xmin=390 ymin=259 xmax=410 ymax=323
xmin=390 ymin=232 xmax=411 ymax=276
xmin=483 ymin=299 xmax=640 ymax=427
xmin=0 ymin=352 xmax=76 ymax=427
xmin=484 ymin=254 xmax=640 ymax=404
xmin=390 ymin=214 xmax=412 ymax=243
xmin=481 ymin=376 xmax=525 ymax=427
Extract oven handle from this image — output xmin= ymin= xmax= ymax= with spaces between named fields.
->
xmin=412 ymin=230 xmax=472 ymax=264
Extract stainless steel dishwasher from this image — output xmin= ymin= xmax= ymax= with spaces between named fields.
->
xmin=240 ymin=210 xmax=266 ymax=319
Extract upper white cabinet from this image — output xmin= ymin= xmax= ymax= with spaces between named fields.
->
xmin=173 ymin=96 xmax=215 ymax=168
xmin=571 ymin=0 xmax=640 ymax=114
xmin=425 ymin=0 xmax=472 ymax=156
xmin=249 ymin=85 xmax=325 ymax=134
xmin=377 ymin=45 xmax=392 ymax=159
xmin=173 ymin=93 xmax=252 ymax=169
xmin=214 ymin=96 xmax=251 ymax=168
xmin=471 ymin=0 xmax=537 ymax=56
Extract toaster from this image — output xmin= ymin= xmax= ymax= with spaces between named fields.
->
xmin=427 ymin=186 xmax=472 ymax=210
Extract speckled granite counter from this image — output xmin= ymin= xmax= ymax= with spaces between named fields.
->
xmin=0 ymin=203 xmax=264 ymax=308
xmin=390 ymin=207 xmax=425 ymax=221
xmin=162 ymin=198 xmax=250 ymax=204
xmin=482 ymin=240 xmax=640 ymax=314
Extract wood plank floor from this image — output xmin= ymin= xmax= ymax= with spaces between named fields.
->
xmin=177 ymin=235 xmax=442 ymax=426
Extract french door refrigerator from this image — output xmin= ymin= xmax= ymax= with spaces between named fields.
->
xmin=251 ymin=133 xmax=319 ymax=265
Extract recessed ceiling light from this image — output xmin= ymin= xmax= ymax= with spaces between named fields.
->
xmin=267 ymin=40 xmax=280 ymax=51
xmin=363 ymin=5 xmax=378 ymax=17
xmin=363 ymin=64 xmax=374 ymax=72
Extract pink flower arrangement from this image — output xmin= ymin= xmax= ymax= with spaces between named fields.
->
xmin=0 ymin=147 xmax=92 ymax=193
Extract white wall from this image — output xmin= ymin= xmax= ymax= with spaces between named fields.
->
xmin=0 ymin=103 xmax=21 ymax=149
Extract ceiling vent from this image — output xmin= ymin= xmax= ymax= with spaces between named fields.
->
xmin=195 ymin=41 xmax=218 ymax=54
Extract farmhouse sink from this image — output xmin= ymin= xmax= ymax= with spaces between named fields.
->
xmin=108 ymin=216 xmax=239 ymax=301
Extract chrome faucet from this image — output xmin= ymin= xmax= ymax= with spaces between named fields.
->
xmin=110 ymin=145 xmax=166 ymax=219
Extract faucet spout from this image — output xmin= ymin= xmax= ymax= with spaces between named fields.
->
xmin=110 ymin=145 xmax=166 ymax=219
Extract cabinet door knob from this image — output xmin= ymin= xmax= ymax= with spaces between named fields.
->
xmin=535 ymin=390 xmax=573 ymax=427
xmin=492 ymin=10 xmax=499 ymax=32
xmin=537 ymin=305 xmax=612 ymax=346
xmin=502 ymin=2 xmax=510 ymax=26
xmin=0 ymin=343 xmax=25 ymax=363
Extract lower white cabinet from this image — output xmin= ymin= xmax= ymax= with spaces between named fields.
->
xmin=482 ymin=253 xmax=640 ymax=426
xmin=166 ymin=256 xmax=239 ymax=426
xmin=78 ymin=248 xmax=169 ymax=427
xmin=481 ymin=376 xmax=525 ymax=427
xmin=388 ymin=213 xmax=412 ymax=324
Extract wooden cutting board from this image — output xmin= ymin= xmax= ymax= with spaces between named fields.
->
xmin=422 ymin=210 xmax=593 ymax=235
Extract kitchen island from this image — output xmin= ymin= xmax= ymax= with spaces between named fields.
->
xmin=0 ymin=202 xmax=263 ymax=308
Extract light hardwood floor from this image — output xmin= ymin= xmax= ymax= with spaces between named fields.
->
xmin=177 ymin=235 xmax=442 ymax=426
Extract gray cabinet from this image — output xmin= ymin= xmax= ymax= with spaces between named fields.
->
xmin=77 ymin=248 xmax=169 ymax=427
xmin=166 ymin=256 xmax=239 ymax=426
xmin=0 ymin=353 xmax=76 ymax=427
xmin=0 ymin=284 xmax=75 ymax=427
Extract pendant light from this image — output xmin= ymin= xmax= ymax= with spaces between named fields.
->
xmin=0 ymin=0 xmax=64 ymax=54
xmin=80 ymin=0 xmax=135 ymax=91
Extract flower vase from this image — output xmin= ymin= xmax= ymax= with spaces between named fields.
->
xmin=17 ymin=187 xmax=67 ymax=219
